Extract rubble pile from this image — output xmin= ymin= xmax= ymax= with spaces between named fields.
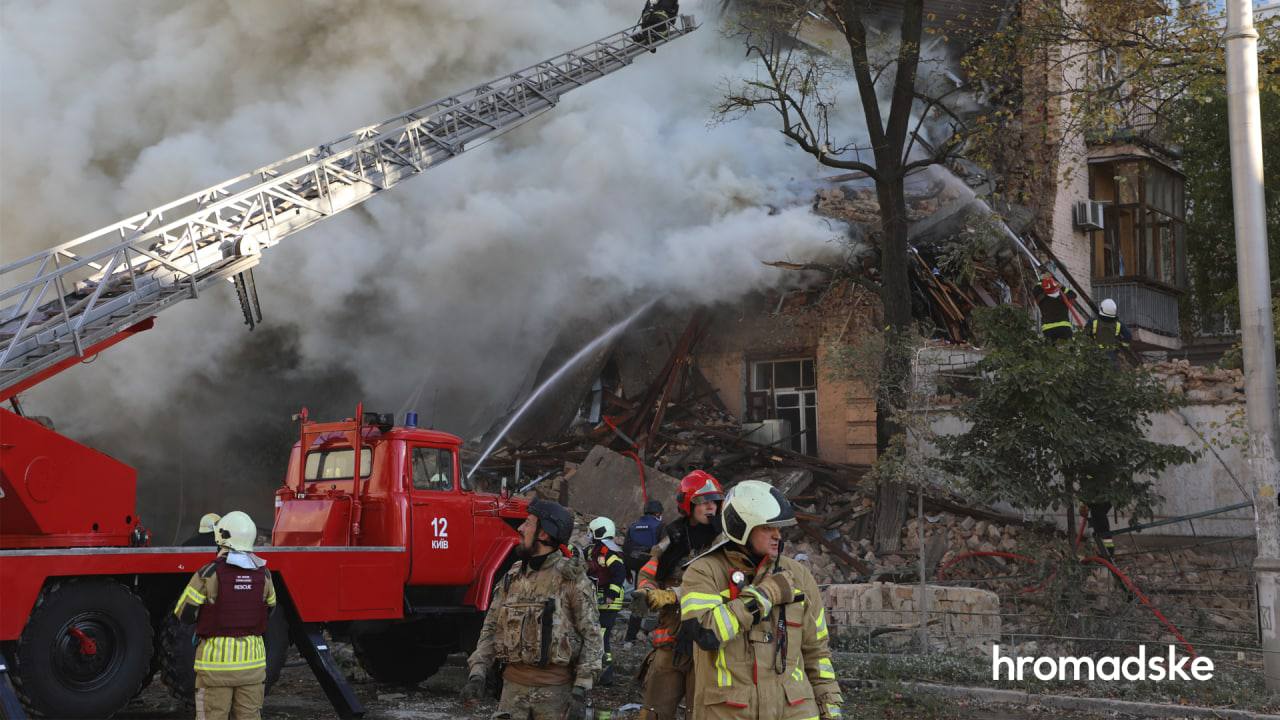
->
xmin=1148 ymin=359 xmax=1245 ymax=403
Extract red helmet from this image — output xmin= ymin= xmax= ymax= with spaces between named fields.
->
xmin=1040 ymin=274 xmax=1060 ymax=295
xmin=678 ymin=470 xmax=724 ymax=516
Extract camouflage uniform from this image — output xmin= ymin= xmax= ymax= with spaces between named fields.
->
xmin=468 ymin=549 xmax=602 ymax=719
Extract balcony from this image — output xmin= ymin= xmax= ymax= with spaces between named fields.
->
xmin=1091 ymin=278 xmax=1181 ymax=347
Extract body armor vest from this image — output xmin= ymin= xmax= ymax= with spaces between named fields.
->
xmin=195 ymin=558 xmax=268 ymax=638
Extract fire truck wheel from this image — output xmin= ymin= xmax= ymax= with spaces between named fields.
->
xmin=12 ymin=579 xmax=153 ymax=719
xmin=352 ymin=628 xmax=449 ymax=685
xmin=159 ymin=607 xmax=290 ymax=706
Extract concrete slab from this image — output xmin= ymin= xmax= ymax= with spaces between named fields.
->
xmin=566 ymin=445 xmax=682 ymax=530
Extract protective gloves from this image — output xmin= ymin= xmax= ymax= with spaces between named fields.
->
xmin=645 ymin=587 xmax=679 ymax=609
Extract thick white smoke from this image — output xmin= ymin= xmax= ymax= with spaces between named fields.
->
xmin=1 ymin=0 xmax=847 ymax=537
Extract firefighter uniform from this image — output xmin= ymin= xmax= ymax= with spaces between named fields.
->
xmin=636 ymin=516 xmax=719 ymax=719
xmin=173 ymin=550 xmax=276 ymax=720
xmin=587 ymin=537 xmax=626 ymax=684
xmin=679 ymin=548 xmax=841 ymax=720
xmin=467 ymin=549 xmax=602 ymax=719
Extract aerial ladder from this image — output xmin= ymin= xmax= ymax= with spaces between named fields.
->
xmin=0 ymin=15 xmax=697 ymax=720
xmin=0 ymin=14 xmax=697 ymax=403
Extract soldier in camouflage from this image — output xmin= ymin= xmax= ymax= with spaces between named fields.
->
xmin=461 ymin=499 xmax=602 ymax=719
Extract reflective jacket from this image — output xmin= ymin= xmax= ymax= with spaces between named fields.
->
xmin=173 ymin=551 xmax=277 ymax=687
xmin=638 ymin=518 xmax=716 ymax=649
xmin=679 ymin=545 xmax=842 ymax=720
xmin=468 ymin=550 xmax=603 ymax=690
xmin=588 ymin=540 xmax=626 ymax=611
xmin=1088 ymin=318 xmax=1131 ymax=348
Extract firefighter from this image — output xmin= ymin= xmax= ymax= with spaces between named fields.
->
xmin=1087 ymin=298 xmax=1132 ymax=361
xmin=461 ymin=499 xmax=602 ymax=719
xmin=586 ymin=516 xmax=626 ymax=686
xmin=679 ymin=480 xmax=843 ymax=719
xmin=632 ymin=0 xmax=679 ymax=49
xmin=181 ymin=512 xmax=222 ymax=547
xmin=623 ymin=499 xmax=665 ymax=642
xmin=173 ymin=510 xmax=277 ymax=720
xmin=1034 ymin=274 xmax=1077 ymax=342
xmin=633 ymin=470 xmax=724 ymax=720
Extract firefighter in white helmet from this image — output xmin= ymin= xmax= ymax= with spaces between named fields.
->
xmin=678 ymin=480 xmax=843 ymax=719
xmin=173 ymin=510 xmax=277 ymax=720
xmin=586 ymin=516 xmax=625 ymax=685
xmin=182 ymin=512 xmax=222 ymax=547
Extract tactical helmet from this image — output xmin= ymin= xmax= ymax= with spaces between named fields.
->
xmin=677 ymin=470 xmax=724 ymax=516
xmin=588 ymin=516 xmax=617 ymax=541
xmin=214 ymin=511 xmax=257 ymax=552
xmin=1099 ymin=298 xmax=1118 ymax=317
xmin=719 ymin=480 xmax=796 ymax=545
xmin=644 ymin=499 xmax=664 ymax=516
xmin=197 ymin=512 xmax=221 ymax=534
xmin=527 ymin=499 xmax=574 ymax=546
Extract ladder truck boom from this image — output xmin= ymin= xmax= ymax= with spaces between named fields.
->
xmin=0 ymin=15 xmax=697 ymax=401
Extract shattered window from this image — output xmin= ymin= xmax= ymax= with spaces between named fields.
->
xmin=749 ymin=358 xmax=819 ymax=456
xmin=1089 ymin=158 xmax=1185 ymax=288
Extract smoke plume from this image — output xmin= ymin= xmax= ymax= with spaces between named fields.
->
xmin=1 ymin=0 xmax=846 ymax=540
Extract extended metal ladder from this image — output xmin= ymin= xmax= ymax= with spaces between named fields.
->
xmin=0 ymin=15 xmax=697 ymax=398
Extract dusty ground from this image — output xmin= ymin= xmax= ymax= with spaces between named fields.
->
xmin=115 ymin=641 xmax=1133 ymax=720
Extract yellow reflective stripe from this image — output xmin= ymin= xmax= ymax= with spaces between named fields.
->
xmin=712 ymin=604 xmax=740 ymax=641
xmin=714 ymin=647 xmax=731 ymax=687
xmin=1041 ymin=320 xmax=1072 ymax=330
xmin=608 ymin=584 xmax=624 ymax=595
xmin=606 ymin=555 xmax=623 ymax=566
xmin=815 ymin=607 xmax=829 ymax=640
xmin=173 ymin=585 xmax=206 ymax=614
xmin=194 ymin=637 xmax=266 ymax=671
xmin=818 ymin=656 xmax=836 ymax=679
xmin=680 ymin=592 xmax=723 ymax=618
xmin=791 ymin=664 xmax=804 ymax=682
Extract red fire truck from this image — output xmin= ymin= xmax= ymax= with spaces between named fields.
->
xmin=0 ymin=15 xmax=696 ymax=719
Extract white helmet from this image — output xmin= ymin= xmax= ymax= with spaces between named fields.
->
xmin=719 ymin=480 xmax=796 ymax=545
xmin=1099 ymin=298 xmax=1117 ymax=317
xmin=588 ymin=516 xmax=617 ymax=541
xmin=197 ymin=512 xmax=221 ymax=534
xmin=214 ymin=511 xmax=257 ymax=552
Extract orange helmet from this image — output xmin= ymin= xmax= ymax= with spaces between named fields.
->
xmin=678 ymin=470 xmax=724 ymax=516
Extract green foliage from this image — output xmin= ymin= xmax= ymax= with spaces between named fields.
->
xmin=936 ymin=306 xmax=1197 ymax=522
xmin=1173 ymin=88 xmax=1280 ymax=330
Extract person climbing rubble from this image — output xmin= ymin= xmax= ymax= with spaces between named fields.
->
xmin=633 ymin=470 xmax=724 ymax=720
xmin=1034 ymin=274 xmax=1078 ymax=342
xmin=1087 ymin=298 xmax=1133 ymax=362
xmin=462 ymin=499 xmax=602 ymax=719
xmin=679 ymin=480 xmax=843 ymax=719
xmin=172 ymin=510 xmax=277 ymax=720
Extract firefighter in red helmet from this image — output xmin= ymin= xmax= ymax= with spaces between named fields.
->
xmin=632 ymin=470 xmax=724 ymax=719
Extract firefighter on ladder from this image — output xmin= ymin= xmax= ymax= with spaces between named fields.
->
xmin=633 ymin=470 xmax=724 ymax=720
xmin=173 ymin=510 xmax=277 ymax=720
xmin=461 ymin=499 xmax=602 ymax=719
xmin=679 ymin=480 xmax=843 ymax=719
xmin=586 ymin=516 xmax=626 ymax=686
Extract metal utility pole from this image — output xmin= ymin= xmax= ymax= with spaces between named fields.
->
xmin=1225 ymin=0 xmax=1280 ymax=693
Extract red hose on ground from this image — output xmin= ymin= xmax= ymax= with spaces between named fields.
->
xmin=1081 ymin=555 xmax=1197 ymax=658
xmin=602 ymin=415 xmax=648 ymax=504
xmin=622 ymin=450 xmax=647 ymax=504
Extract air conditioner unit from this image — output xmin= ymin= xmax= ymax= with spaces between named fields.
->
xmin=1073 ymin=200 xmax=1106 ymax=231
